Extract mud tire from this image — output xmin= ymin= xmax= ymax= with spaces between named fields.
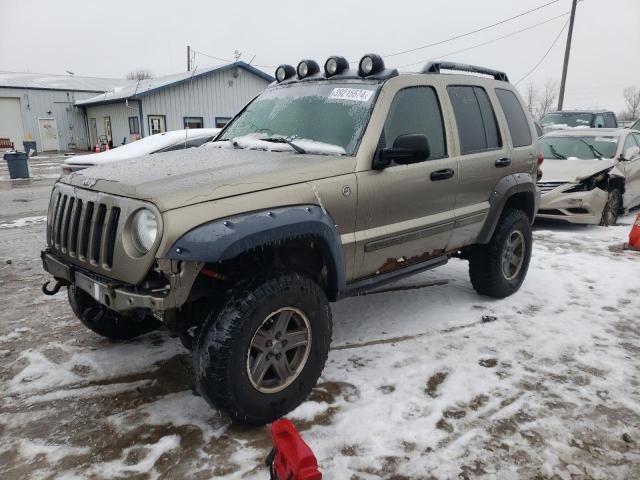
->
xmin=193 ymin=273 xmax=332 ymax=426
xmin=68 ymin=285 xmax=161 ymax=340
xmin=469 ymin=208 xmax=532 ymax=299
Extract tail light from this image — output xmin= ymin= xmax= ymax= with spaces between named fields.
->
xmin=536 ymin=153 xmax=544 ymax=180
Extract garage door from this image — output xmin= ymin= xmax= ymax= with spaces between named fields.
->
xmin=0 ymin=97 xmax=25 ymax=148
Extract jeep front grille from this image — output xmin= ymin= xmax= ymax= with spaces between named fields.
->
xmin=537 ymin=181 xmax=566 ymax=194
xmin=49 ymin=191 xmax=121 ymax=270
xmin=46 ymin=183 xmax=161 ymax=285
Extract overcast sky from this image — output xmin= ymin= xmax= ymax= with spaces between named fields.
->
xmin=1 ymin=0 xmax=638 ymax=113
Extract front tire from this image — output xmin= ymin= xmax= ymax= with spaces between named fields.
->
xmin=468 ymin=208 xmax=532 ymax=299
xmin=600 ymin=188 xmax=622 ymax=226
xmin=193 ymin=273 xmax=332 ymax=426
xmin=68 ymin=285 xmax=161 ymax=340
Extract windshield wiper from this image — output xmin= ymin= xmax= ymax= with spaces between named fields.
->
xmin=549 ymin=144 xmax=567 ymax=159
xmin=577 ymin=138 xmax=604 ymax=159
xmin=261 ymin=136 xmax=307 ymax=154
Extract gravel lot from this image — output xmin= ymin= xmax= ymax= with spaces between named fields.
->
xmin=1 ymin=156 xmax=639 ymax=479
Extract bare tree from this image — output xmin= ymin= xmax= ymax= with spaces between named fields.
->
xmin=538 ymin=80 xmax=559 ymax=118
xmin=126 ymin=69 xmax=153 ymax=80
xmin=623 ymin=86 xmax=640 ymax=119
xmin=524 ymin=84 xmax=537 ymax=117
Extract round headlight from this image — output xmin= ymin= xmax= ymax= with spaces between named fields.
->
xmin=358 ymin=54 xmax=385 ymax=76
xmin=131 ymin=208 xmax=158 ymax=253
xmin=297 ymin=59 xmax=319 ymax=79
xmin=324 ymin=56 xmax=349 ymax=77
xmin=275 ymin=64 xmax=295 ymax=82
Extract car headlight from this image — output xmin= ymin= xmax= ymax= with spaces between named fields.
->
xmin=131 ymin=208 xmax=158 ymax=253
xmin=565 ymin=172 xmax=608 ymax=193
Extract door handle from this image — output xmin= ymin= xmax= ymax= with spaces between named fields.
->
xmin=495 ymin=157 xmax=512 ymax=167
xmin=430 ymin=168 xmax=455 ymax=181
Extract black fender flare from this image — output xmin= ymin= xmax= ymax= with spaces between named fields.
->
xmin=166 ymin=205 xmax=346 ymax=299
xmin=476 ymin=173 xmax=539 ymax=244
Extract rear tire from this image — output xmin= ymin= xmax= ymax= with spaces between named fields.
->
xmin=193 ymin=273 xmax=332 ymax=426
xmin=68 ymin=285 xmax=161 ymax=340
xmin=600 ymin=188 xmax=622 ymax=226
xmin=469 ymin=208 xmax=532 ymax=299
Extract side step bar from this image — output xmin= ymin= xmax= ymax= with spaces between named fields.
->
xmin=337 ymin=255 xmax=448 ymax=300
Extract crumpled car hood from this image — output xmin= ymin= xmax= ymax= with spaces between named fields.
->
xmin=60 ymin=146 xmax=353 ymax=211
xmin=540 ymin=158 xmax=617 ymax=183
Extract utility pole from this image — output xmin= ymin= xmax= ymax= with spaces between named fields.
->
xmin=557 ymin=0 xmax=578 ymax=111
xmin=187 ymin=45 xmax=191 ymax=72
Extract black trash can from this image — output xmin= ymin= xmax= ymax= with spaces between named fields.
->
xmin=4 ymin=152 xmax=30 ymax=179
xmin=23 ymin=141 xmax=37 ymax=157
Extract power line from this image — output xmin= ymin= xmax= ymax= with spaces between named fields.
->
xmin=397 ymin=12 xmax=569 ymax=69
xmin=514 ymin=17 xmax=570 ymax=85
xmin=383 ymin=0 xmax=561 ymax=58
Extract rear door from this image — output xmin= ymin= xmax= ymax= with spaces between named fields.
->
xmin=444 ymin=83 xmax=516 ymax=249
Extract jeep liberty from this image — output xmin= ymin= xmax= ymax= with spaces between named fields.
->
xmin=42 ymin=56 xmax=540 ymax=425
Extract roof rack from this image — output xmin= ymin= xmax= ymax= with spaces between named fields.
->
xmin=421 ymin=61 xmax=509 ymax=82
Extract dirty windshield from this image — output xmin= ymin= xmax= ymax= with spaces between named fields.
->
xmin=540 ymin=135 xmax=618 ymax=160
xmin=218 ymin=82 xmax=380 ymax=155
xmin=540 ymin=112 xmax=593 ymax=128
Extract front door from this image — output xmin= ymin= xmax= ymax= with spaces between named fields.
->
xmin=354 ymin=85 xmax=457 ymax=279
xmin=89 ymin=118 xmax=98 ymax=147
xmin=38 ymin=118 xmax=60 ymax=151
xmin=103 ymin=116 xmax=112 ymax=145
xmin=149 ymin=116 xmax=166 ymax=135
xmin=621 ymin=132 xmax=640 ymax=207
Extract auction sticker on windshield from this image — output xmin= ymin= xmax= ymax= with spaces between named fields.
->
xmin=329 ymin=88 xmax=374 ymax=102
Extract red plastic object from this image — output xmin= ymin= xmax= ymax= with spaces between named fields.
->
xmin=629 ymin=213 xmax=640 ymax=250
xmin=268 ymin=419 xmax=321 ymax=480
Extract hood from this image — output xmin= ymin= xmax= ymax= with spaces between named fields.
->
xmin=60 ymin=145 xmax=354 ymax=211
xmin=540 ymin=158 xmax=616 ymax=183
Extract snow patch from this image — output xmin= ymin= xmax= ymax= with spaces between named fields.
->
xmin=0 ymin=216 xmax=47 ymax=229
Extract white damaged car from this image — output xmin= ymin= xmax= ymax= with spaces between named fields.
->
xmin=537 ymin=129 xmax=640 ymax=225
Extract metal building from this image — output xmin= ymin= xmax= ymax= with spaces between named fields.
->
xmin=76 ymin=62 xmax=273 ymax=149
xmin=0 ymin=72 xmax=130 ymax=152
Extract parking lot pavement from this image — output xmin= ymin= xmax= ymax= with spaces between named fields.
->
xmin=0 ymin=177 xmax=638 ymax=479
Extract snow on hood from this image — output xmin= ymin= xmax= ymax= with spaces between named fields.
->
xmin=63 ymin=128 xmax=220 ymax=166
xmin=542 ymin=124 xmax=591 ymax=133
xmin=208 ymin=134 xmax=346 ymax=156
xmin=539 ymin=158 xmax=616 ymax=183
xmin=61 ymin=145 xmax=354 ymax=211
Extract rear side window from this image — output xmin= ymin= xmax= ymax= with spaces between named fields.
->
xmin=383 ymin=86 xmax=447 ymax=159
xmin=447 ymin=86 xmax=502 ymax=154
xmin=495 ymin=89 xmax=532 ymax=147
xmin=604 ymin=113 xmax=617 ymax=128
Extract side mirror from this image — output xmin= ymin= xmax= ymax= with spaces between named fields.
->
xmin=622 ymin=145 xmax=640 ymax=161
xmin=373 ymin=134 xmax=430 ymax=169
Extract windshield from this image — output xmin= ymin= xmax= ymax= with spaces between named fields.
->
xmin=540 ymin=136 xmax=619 ymax=160
xmin=218 ymin=82 xmax=380 ymax=155
xmin=540 ymin=113 xmax=593 ymax=128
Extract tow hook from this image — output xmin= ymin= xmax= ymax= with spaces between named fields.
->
xmin=42 ymin=279 xmax=68 ymax=296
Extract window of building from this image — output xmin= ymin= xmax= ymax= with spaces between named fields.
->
xmin=148 ymin=115 xmax=166 ymax=135
xmin=448 ymin=86 xmax=502 ymax=154
xmin=184 ymin=116 xmax=204 ymax=129
xmin=382 ymin=86 xmax=447 ymax=160
xmin=215 ymin=117 xmax=231 ymax=128
xmin=128 ymin=116 xmax=140 ymax=135
xmin=495 ymin=89 xmax=532 ymax=148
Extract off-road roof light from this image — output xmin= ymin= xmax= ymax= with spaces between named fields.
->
xmin=358 ymin=54 xmax=384 ymax=77
xmin=324 ymin=56 xmax=349 ymax=77
xmin=297 ymin=60 xmax=320 ymax=79
xmin=275 ymin=64 xmax=296 ymax=83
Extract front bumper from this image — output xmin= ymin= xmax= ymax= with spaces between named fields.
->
xmin=41 ymin=250 xmax=192 ymax=313
xmin=537 ymin=185 xmax=608 ymax=224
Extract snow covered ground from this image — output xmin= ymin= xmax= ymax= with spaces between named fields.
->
xmin=0 ymin=202 xmax=638 ymax=479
